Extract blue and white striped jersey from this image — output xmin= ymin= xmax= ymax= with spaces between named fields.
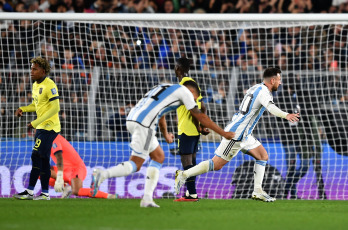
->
xmin=226 ymin=83 xmax=273 ymax=140
xmin=127 ymin=84 xmax=197 ymax=129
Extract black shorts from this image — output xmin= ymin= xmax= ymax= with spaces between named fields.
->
xmin=32 ymin=129 xmax=59 ymax=158
xmin=178 ymin=133 xmax=200 ymax=155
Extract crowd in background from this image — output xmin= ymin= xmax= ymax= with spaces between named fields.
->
xmin=1 ymin=0 xmax=348 ymax=141
xmin=1 ymin=0 xmax=348 ymax=14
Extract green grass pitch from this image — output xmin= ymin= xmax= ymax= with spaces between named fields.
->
xmin=0 ymin=198 xmax=347 ymax=230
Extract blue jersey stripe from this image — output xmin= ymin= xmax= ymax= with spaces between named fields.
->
xmin=158 ymin=104 xmax=181 ymax=119
xmin=247 ymin=107 xmax=266 ymax=135
xmin=136 ymin=85 xmax=181 ymax=123
xmin=229 ymin=86 xmax=262 ymax=138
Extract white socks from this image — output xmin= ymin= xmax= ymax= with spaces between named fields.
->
xmin=254 ymin=160 xmax=267 ymax=193
xmin=143 ymin=161 xmax=162 ymax=202
xmin=103 ymin=161 xmax=137 ymax=178
xmin=183 ymin=159 xmax=214 ymax=179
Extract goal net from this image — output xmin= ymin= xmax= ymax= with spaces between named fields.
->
xmin=1 ymin=14 xmax=347 ymax=200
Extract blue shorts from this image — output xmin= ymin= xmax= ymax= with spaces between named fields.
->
xmin=32 ymin=129 xmax=59 ymax=158
xmin=178 ymin=133 xmax=200 ymax=155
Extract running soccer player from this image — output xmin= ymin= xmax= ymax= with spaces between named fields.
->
xmin=175 ymin=67 xmax=300 ymax=202
xmin=50 ymin=134 xmax=116 ymax=199
xmin=174 ymin=57 xmax=209 ymax=202
xmin=13 ymin=57 xmax=61 ymax=201
xmin=91 ymin=81 xmax=235 ymax=208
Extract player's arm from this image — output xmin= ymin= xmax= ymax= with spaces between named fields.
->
xmin=189 ymin=107 xmax=234 ymax=140
xmin=159 ymin=116 xmax=174 ymax=144
xmin=53 ymin=149 xmax=64 ymax=192
xmin=199 ymin=101 xmax=210 ymax=135
xmin=15 ymin=103 xmax=36 ymax=117
xmin=266 ymin=102 xmax=300 ymax=122
xmin=30 ymin=99 xmax=60 ymax=128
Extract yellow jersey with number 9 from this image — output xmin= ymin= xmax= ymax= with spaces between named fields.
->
xmin=177 ymin=77 xmax=202 ymax=136
xmin=32 ymin=77 xmax=61 ymax=132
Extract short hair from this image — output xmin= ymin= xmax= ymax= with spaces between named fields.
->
xmin=263 ymin=67 xmax=281 ymax=79
xmin=30 ymin=56 xmax=51 ymax=75
xmin=183 ymin=80 xmax=200 ymax=95
xmin=176 ymin=57 xmax=191 ymax=73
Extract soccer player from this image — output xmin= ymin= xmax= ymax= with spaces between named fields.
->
xmin=91 ymin=81 xmax=235 ymax=208
xmin=174 ymin=57 xmax=209 ymax=202
xmin=49 ymin=134 xmax=116 ymax=199
xmin=175 ymin=67 xmax=300 ymax=202
xmin=13 ymin=57 xmax=61 ymax=200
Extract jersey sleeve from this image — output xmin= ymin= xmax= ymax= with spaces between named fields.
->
xmin=47 ymin=81 xmax=59 ymax=101
xmin=258 ymin=88 xmax=274 ymax=108
xmin=179 ymin=86 xmax=197 ymax=110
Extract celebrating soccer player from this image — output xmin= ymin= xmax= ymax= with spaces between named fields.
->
xmin=175 ymin=67 xmax=300 ymax=202
xmin=13 ymin=57 xmax=61 ymax=201
xmin=91 ymin=81 xmax=235 ymax=208
xmin=50 ymin=134 xmax=116 ymax=199
xmin=174 ymin=57 xmax=209 ymax=202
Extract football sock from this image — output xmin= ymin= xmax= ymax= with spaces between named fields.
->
xmin=104 ymin=160 xmax=137 ymax=178
xmin=143 ymin=160 xmax=161 ymax=201
xmin=28 ymin=152 xmax=41 ymax=190
xmin=77 ymin=188 xmax=108 ymax=199
xmin=183 ymin=159 xmax=214 ymax=179
xmin=254 ymin=160 xmax=267 ymax=193
xmin=184 ymin=165 xmax=197 ymax=195
xmin=40 ymin=156 xmax=51 ymax=193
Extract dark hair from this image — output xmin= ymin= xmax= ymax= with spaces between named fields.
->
xmin=176 ymin=57 xmax=191 ymax=74
xmin=183 ymin=80 xmax=200 ymax=95
xmin=263 ymin=67 xmax=281 ymax=79
xmin=30 ymin=56 xmax=51 ymax=75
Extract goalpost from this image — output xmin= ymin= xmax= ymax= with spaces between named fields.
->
xmin=0 ymin=13 xmax=347 ymax=200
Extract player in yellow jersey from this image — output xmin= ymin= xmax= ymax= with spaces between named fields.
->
xmin=174 ymin=57 xmax=210 ymax=202
xmin=13 ymin=57 xmax=61 ymax=201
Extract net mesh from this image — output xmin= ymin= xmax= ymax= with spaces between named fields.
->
xmin=0 ymin=17 xmax=348 ymax=199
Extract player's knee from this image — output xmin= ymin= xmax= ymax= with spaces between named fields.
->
xmin=180 ymin=154 xmax=193 ymax=167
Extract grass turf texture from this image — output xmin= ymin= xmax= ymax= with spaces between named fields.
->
xmin=0 ymin=198 xmax=347 ymax=230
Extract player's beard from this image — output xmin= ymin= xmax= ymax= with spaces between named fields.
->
xmin=272 ymin=85 xmax=279 ymax=91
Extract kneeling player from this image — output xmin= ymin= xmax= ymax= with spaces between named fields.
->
xmin=50 ymin=134 xmax=116 ymax=199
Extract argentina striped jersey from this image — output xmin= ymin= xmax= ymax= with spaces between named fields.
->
xmin=226 ymin=83 xmax=273 ymax=140
xmin=127 ymin=84 xmax=197 ymax=129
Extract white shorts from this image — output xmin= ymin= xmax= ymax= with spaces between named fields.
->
xmin=126 ymin=121 xmax=159 ymax=160
xmin=215 ymin=135 xmax=261 ymax=161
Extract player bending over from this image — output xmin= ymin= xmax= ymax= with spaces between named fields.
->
xmin=51 ymin=134 xmax=116 ymax=199
xmin=175 ymin=67 xmax=300 ymax=202
xmin=91 ymin=81 xmax=235 ymax=208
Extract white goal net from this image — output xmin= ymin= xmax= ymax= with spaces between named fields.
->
xmin=0 ymin=14 xmax=347 ymax=200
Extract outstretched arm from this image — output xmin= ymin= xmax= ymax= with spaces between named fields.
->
xmin=198 ymin=101 xmax=210 ymax=135
xmin=266 ymin=102 xmax=300 ymax=122
xmin=189 ymin=107 xmax=234 ymax=140
xmin=16 ymin=103 xmax=36 ymax=117
xmin=159 ymin=116 xmax=174 ymax=143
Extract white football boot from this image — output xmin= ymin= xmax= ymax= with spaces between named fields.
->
xmin=251 ymin=190 xmax=276 ymax=202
